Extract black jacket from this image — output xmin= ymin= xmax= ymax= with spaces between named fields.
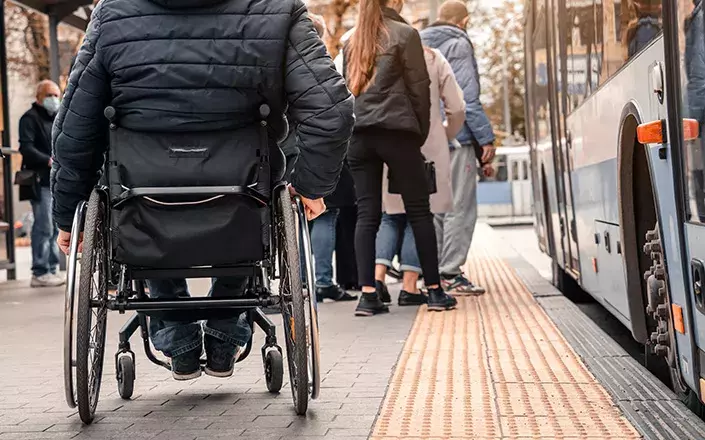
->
xmin=344 ymin=8 xmax=430 ymax=145
xmin=51 ymin=0 xmax=354 ymax=231
xmin=19 ymin=103 xmax=55 ymax=187
xmin=280 ymin=115 xmax=356 ymax=208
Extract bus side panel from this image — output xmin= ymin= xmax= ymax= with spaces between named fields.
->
xmin=564 ymin=41 xmax=666 ymax=331
xmin=651 ymin=143 xmax=699 ymax=391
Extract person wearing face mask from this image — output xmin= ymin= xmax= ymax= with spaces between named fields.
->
xmin=18 ymin=80 xmax=65 ymax=288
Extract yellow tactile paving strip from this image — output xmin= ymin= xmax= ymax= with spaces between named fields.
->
xmin=371 ymin=256 xmax=641 ymax=440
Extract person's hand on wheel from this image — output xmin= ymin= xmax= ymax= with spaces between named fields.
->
xmin=481 ymin=145 xmax=496 ymax=164
xmin=57 ymin=229 xmax=82 ymax=255
xmin=58 ymin=230 xmax=71 ymax=255
xmin=289 ymin=186 xmax=326 ymax=220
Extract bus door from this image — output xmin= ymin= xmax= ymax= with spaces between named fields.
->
xmin=551 ymin=0 xmax=580 ymax=277
xmin=664 ymin=0 xmax=705 ymax=397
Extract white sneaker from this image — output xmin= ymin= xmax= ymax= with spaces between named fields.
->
xmin=31 ymin=273 xmax=66 ymax=288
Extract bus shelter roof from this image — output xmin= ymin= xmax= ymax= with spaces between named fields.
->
xmin=10 ymin=0 xmax=92 ymax=31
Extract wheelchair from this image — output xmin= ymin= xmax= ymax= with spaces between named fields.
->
xmin=62 ymin=105 xmax=320 ymax=424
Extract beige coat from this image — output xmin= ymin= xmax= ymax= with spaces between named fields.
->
xmin=382 ymin=48 xmax=465 ymax=214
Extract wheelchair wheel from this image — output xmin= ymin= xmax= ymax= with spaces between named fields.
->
xmin=64 ymin=201 xmax=88 ymax=408
xmin=295 ymin=199 xmax=321 ymax=400
xmin=116 ymin=355 xmax=135 ymax=400
xmin=276 ymin=188 xmax=309 ymax=415
xmin=75 ymin=191 xmax=109 ymax=424
xmin=265 ymin=349 xmax=283 ymax=393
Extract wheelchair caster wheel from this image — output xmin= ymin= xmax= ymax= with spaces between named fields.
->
xmin=265 ymin=350 xmax=283 ymax=393
xmin=117 ymin=355 xmax=135 ymax=400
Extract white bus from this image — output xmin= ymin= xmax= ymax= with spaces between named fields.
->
xmin=526 ymin=0 xmax=705 ymax=411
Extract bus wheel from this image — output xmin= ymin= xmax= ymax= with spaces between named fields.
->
xmin=551 ymin=261 xmax=593 ymax=303
xmin=671 ymin=367 xmax=705 ymax=417
xmin=643 ymin=222 xmax=705 ymax=415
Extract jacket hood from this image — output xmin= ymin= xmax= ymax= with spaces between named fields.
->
xmin=147 ymin=0 xmax=226 ymax=9
xmin=421 ymin=23 xmax=471 ymax=45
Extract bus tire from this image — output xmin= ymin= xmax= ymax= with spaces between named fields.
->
xmin=551 ymin=261 xmax=594 ymax=303
xmin=671 ymin=367 xmax=705 ymax=417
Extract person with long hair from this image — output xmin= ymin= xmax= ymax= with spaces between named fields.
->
xmin=344 ymin=0 xmax=457 ymax=316
xmin=374 ymin=46 xmax=465 ymax=306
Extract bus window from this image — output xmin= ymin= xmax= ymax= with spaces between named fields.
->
xmin=679 ymin=0 xmax=705 ymax=223
xmin=625 ymin=1 xmax=662 ymax=58
xmin=533 ymin=0 xmax=552 ymax=143
xmin=565 ymin=0 xmax=598 ymax=110
xmin=598 ymin=0 xmax=662 ymax=83
xmin=522 ymin=160 xmax=529 ymax=181
xmin=598 ymin=0 xmax=620 ymax=82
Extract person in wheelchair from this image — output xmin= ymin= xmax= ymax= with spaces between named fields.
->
xmin=51 ymin=0 xmax=354 ymax=380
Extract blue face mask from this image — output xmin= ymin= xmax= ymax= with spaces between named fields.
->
xmin=42 ymin=96 xmax=60 ymax=115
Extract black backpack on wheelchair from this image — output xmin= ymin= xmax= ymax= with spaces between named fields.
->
xmin=63 ymin=105 xmax=320 ymax=424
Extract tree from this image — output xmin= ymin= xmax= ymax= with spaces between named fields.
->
xmin=468 ymin=0 xmax=526 ymax=143
xmin=5 ymin=3 xmax=50 ymax=79
xmin=4 ymin=1 xmax=84 ymax=84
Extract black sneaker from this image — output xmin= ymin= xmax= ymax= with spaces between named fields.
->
xmin=376 ymin=280 xmax=392 ymax=304
xmin=204 ymin=336 xmax=238 ymax=378
xmin=316 ymin=285 xmax=359 ymax=302
xmin=398 ymin=290 xmax=428 ymax=306
xmin=426 ymin=287 xmax=458 ymax=311
xmin=170 ymin=348 xmax=202 ymax=381
xmin=355 ymin=292 xmax=390 ymax=316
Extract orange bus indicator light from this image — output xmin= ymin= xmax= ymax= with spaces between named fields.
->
xmin=637 ymin=120 xmax=665 ymax=144
xmin=683 ymin=119 xmax=700 ymax=141
xmin=673 ymin=304 xmax=685 ymax=334
xmin=637 ymin=119 xmax=700 ymax=144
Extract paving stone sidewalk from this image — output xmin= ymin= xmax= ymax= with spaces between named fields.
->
xmin=0 ymin=281 xmax=417 ymax=440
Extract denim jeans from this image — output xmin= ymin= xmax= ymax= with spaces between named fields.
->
xmin=30 ymin=186 xmax=59 ymax=277
xmin=146 ymin=278 xmax=253 ymax=357
xmin=375 ymin=214 xmax=421 ymax=273
xmin=310 ymin=209 xmax=339 ymax=287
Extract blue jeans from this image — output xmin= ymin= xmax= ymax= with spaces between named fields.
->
xmin=30 ymin=186 xmax=59 ymax=277
xmin=310 ymin=209 xmax=339 ymax=288
xmin=375 ymin=214 xmax=421 ymax=273
xmin=147 ymin=278 xmax=253 ymax=357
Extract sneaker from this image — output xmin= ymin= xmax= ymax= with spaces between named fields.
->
xmin=170 ymin=349 xmax=202 ymax=381
xmin=398 ymin=290 xmax=428 ymax=306
xmin=316 ymin=285 xmax=358 ymax=302
xmin=441 ymin=275 xmax=486 ymax=296
xmin=30 ymin=273 xmax=65 ymax=288
xmin=427 ymin=287 xmax=458 ymax=311
xmin=204 ymin=336 xmax=238 ymax=378
xmin=376 ymin=280 xmax=392 ymax=304
xmin=355 ymin=292 xmax=390 ymax=316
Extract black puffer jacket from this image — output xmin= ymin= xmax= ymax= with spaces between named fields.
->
xmin=51 ymin=0 xmax=354 ymax=231
xmin=344 ymin=8 xmax=430 ymax=145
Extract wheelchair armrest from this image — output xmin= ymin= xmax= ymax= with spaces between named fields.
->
xmin=112 ymin=186 xmax=269 ymax=208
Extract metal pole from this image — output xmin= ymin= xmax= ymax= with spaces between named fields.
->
xmin=48 ymin=11 xmax=67 ymax=271
xmin=428 ymin=0 xmax=438 ymax=24
xmin=502 ymin=25 xmax=512 ymax=138
xmin=49 ymin=13 xmax=61 ymax=83
xmin=0 ymin=0 xmax=16 ymax=280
